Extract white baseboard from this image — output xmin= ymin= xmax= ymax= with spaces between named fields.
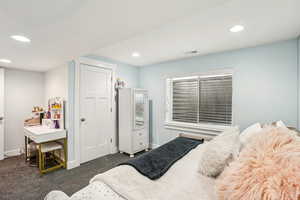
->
xmin=151 ymin=143 xmax=160 ymax=149
xmin=5 ymin=148 xmax=22 ymax=158
xmin=111 ymin=146 xmax=118 ymax=154
xmin=67 ymin=160 xmax=80 ymax=170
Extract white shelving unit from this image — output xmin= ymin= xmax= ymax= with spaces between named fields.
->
xmin=118 ymin=88 xmax=149 ymax=157
xmin=46 ymin=97 xmax=65 ymax=129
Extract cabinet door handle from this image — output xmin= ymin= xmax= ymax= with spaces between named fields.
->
xmin=139 ymin=133 xmax=142 ymax=136
xmin=139 ymin=142 xmax=143 ymax=145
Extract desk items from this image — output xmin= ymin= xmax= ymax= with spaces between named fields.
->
xmin=44 ymin=97 xmax=65 ymax=129
xmin=24 ymin=97 xmax=67 ymax=174
xmin=24 ymin=106 xmax=44 ymax=126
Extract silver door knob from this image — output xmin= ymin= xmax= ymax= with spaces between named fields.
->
xmin=80 ymin=118 xmax=86 ymax=122
xmin=0 ymin=117 xmax=3 ymax=121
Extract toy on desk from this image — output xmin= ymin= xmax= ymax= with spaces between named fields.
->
xmin=24 ymin=106 xmax=44 ymax=126
xmin=32 ymin=106 xmax=43 ymax=113
xmin=24 ymin=117 xmax=40 ymax=126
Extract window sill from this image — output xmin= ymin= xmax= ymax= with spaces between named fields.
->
xmin=164 ymin=121 xmax=232 ymax=136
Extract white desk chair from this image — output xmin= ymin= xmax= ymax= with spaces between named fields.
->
xmin=39 ymin=141 xmax=65 ymax=174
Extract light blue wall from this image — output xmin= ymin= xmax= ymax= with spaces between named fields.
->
xmin=140 ymin=39 xmax=298 ymax=145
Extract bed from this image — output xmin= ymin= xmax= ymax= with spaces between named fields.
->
xmin=45 ymin=124 xmax=300 ymax=200
xmin=45 ymin=134 xmax=217 ymax=200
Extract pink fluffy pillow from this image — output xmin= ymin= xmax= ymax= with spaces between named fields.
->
xmin=217 ymin=127 xmax=300 ymax=200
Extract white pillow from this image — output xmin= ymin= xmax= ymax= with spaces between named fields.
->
xmin=198 ymin=126 xmax=240 ymax=177
xmin=239 ymin=123 xmax=262 ymax=145
xmin=276 ymin=120 xmax=287 ymax=128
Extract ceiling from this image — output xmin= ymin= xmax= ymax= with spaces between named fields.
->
xmin=0 ymin=0 xmax=299 ymax=71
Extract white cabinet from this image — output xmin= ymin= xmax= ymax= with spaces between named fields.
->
xmin=118 ymin=88 xmax=149 ymax=157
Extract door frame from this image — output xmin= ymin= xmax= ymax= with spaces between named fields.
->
xmin=0 ymin=68 xmax=4 ymax=160
xmin=74 ymin=57 xmax=116 ymax=165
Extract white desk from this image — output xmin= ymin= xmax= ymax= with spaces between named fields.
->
xmin=24 ymin=126 xmax=67 ymax=173
xmin=24 ymin=126 xmax=66 ymax=143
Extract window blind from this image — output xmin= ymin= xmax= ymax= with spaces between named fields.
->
xmin=199 ymin=75 xmax=232 ymax=125
xmin=171 ymin=75 xmax=232 ymax=125
xmin=172 ymin=78 xmax=198 ymax=123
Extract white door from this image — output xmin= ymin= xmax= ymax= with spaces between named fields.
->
xmin=0 ymin=68 xmax=4 ymax=160
xmin=80 ymin=64 xmax=113 ymax=163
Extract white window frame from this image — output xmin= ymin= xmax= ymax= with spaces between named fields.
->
xmin=165 ymin=69 xmax=234 ymax=135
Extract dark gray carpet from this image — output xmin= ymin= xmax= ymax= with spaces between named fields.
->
xmin=0 ymin=153 xmax=131 ymax=200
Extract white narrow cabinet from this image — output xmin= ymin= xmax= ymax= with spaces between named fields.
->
xmin=118 ymin=88 xmax=149 ymax=157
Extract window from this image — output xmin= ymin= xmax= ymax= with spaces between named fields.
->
xmin=166 ymin=71 xmax=233 ymax=133
xmin=172 ymin=77 xmax=199 ymax=123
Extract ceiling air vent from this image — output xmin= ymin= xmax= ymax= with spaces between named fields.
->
xmin=185 ymin=50 xmax=199 ymax=55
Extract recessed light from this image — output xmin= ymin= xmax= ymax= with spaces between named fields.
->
xmin=0 ymin=59 xmax=12 ymax=63
xmin=230 ymin=25 xmax=244 ymax=33
xmin=11 ymin=35 xmax=31 ymax=43
xmin=132 ymin=52 xmax=140 ymax=57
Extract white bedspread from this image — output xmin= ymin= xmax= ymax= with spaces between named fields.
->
xmin=91 ymin=144 xmax=217 ymax=200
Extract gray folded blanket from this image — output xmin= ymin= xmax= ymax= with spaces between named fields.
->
xmin=120 ymin=137 xmax=203 ymax=180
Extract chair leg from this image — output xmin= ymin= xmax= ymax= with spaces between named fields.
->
xmin=38 ymin=144 xmax=43 ymax=174
xmin=42 ymin=152 xmax=45 ymax=171
xmin=63 ymin=138 xmax=67 ymax=168
xmin=24 ymin=136 xmax=28 ymax=162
